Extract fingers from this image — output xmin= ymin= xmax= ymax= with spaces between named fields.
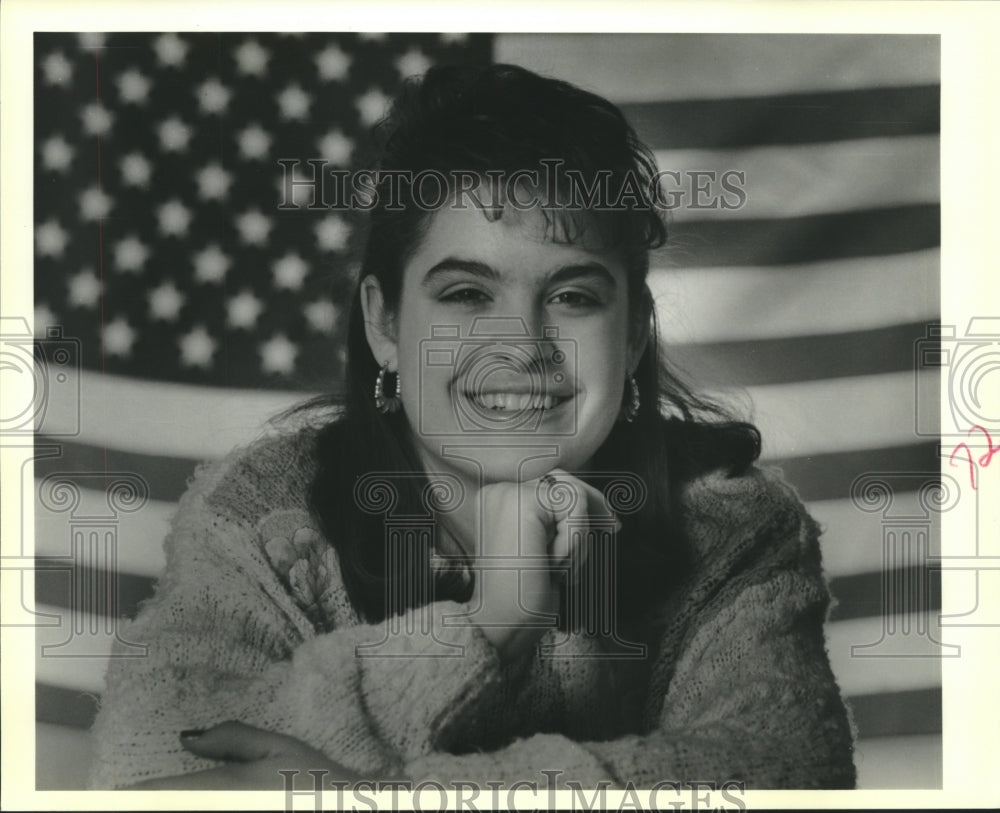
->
xmin=539 ymin=469 xmax=619 ymax=566
xmin=179 ymin=720 xmax=289 ymax=762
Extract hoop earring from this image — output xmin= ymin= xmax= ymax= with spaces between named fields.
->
xmin=375 ymin=363 xmax=402 ymax=414
xmin=620 ymin=376 xmax=640 ymax=423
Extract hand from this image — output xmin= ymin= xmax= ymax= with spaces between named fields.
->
xmin=472 ymin=468 xmax=612 ymax=662
xmin=125 ymin=721 xmax=364 ymax=790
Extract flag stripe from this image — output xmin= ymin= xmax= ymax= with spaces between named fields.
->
xmin=651 ymin=249 xmax=939 ymax=343
xmin=495 ymin=34 xmax=939 ymax=103
xmin=826 ymin=613 xmax=942 ymax=696
xmin=622 ymin=85 xmax=939 ymax=150
xmin=808 ymin=492 xmax=936 ymax=578
xmin=828 ymin=568 xmax=940 ymax=623
xmin=652 ymin=204 xmax=939 ymax=268
xmin=655 ymin=135 xmax=939 ymax=222
xmin=672 ymin=321 xmax=931 ymax=386
xmin=768 ymin=442 xmax=940 ymax=504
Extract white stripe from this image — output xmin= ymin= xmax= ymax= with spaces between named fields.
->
xmin=854 ymin=734 xmax=941 ymax=789
xmin=653 ymin=135 xmax=939 ymax=222
xmin=496 ymin=33 xmax=939 ymax=102
xmin=35 ymin=482 xmax=171 ymax=578
xmin=41 ymin=369 xmax=307 ymax=460
xmin=714 ymin=370 xmax=930 ymax=460
xmin=808 ymin=493 xmax=938 ymax=579
xmin=826 ymin=613 xmax=942 ymax=697
xmin=35 ymin=603 xmax=111 ymax=694
xmin=651 ymin=249 xmax=938 ymax=343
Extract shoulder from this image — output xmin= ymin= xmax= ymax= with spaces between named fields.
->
xmin=181 ymin=411 xmax=333 ymax=529
xmin=675 ymin=464 xmax=821 ymax=574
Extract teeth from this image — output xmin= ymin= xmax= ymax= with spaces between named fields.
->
xmin=468 ymin=393 xmax=567 ymax=410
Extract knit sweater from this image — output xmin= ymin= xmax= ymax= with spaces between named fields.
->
xmin=88 ymin=420 xmax=857 ymax=790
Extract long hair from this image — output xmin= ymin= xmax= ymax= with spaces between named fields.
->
xmin=303 ymin=64 xmax=761 ymax=624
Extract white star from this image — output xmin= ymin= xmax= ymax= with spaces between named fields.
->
xmin=439 ymin=32 xmax=469 ymax=43
xmin=395 ymin=48 xmax=431 ymax=78
xmin=273 ymin=253 xmax=308 ymax=290
xmin=114 ymin=236 xmax=149 ymax=272
xmin=277 ymin=84 xmax=312 ymax=120
xmin=317 ymin=130 xmax=354 ymax=165
xmin=81 ymin=103 xmax=113 ymax=136
xmin=149 ymin=282 xmax=185 ymax=321
xmin=78 ymin=33 xmax=106 ymax=52
xmin=158 ymin=199 xmax=191 ymax=236
xmin=304 ymin=299 xmax=339 ymax=334
xmin=68 ymin=269 xmax=101 ymax=308
xmin=196 ymin=163 xmax=232 ymax=200
xmin=234 ymin=39 xmax=269 ymax=76
xmin=79 ymin=186 xmax=113 ymax=220
xmin=193 ymin=244 xmax=230 ymax=283
xmin=315 ymin=44 xmax=351 ymax=81
xmin=260 ymin=334 xmax=298 ymax=375
xmin=36 ymin=220 xmax=68 ymax=257
xmin=197 ymin=78 xmax=231 ymax=114
xmin=121 ymin=152 xmax=152 ymax=187
xmin=42 ymin=52 xmax=72 ymax=86
xmin=117 ymin=68 xmax=151 ymax=104
xmin=34 ymin=304 xmax=58 ymax=336
xmin=235 ymin=209 xmax=272 ymax=245
xmin=42 ymin=136 xmax=74 ymax=172
xmin=237 ymin=124 xmax=271 ymax=160
xmin=154 ymin=33 xmax=188 ymax=67
xmin=315 ymin=214 xmax=351 ymax=251
xmin=179 ymin=326 xmax=216 ymax=369
xmin=103 ymin=317 xmax=136 ymax=357
xmin=356 ymin=89 xmax=390 ymax=126
xmin=159 ymin=117 xmax=192 ymax=152
xmin=226 ymin=290 xmax=264 ymax=329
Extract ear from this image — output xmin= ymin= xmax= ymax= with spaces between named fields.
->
xmin=360 ymin=275 xmax=398 ymax=370
xmin=626 ymin=286 xmax=653 ymax=375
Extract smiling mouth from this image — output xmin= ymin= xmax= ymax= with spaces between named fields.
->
xmin=464 ymin=391 xmax=572 ymax=411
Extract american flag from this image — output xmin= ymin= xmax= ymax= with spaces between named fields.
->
xmin=32 ymin=32 xmax=944 ymax=789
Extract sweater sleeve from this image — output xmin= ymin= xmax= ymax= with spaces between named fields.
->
xmin=88 ymin=459 xmax=503 ymax=789
xmin=403 ymin=468 xmax=858 ymax=790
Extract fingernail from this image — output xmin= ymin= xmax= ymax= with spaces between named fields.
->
xmin=180 ymin=729 xmax=204 ymax=740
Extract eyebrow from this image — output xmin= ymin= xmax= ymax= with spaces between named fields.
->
xmin=421 ymin=257 xmax=618 ymax=288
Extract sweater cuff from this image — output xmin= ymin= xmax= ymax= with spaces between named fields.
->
xmin=404 ymin=732 xmax=614 ymax=788
xmin=357 ymin=601 xmax=504 ymax=759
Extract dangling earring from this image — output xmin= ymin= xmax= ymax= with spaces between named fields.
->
xmin=620 ymin=375 xmax=640 ymax=423
xmin=375 ymin=363 xmax=402 ymax=413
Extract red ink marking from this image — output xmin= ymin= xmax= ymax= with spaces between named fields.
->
xmin=949 ymin=425 xmax=999 ymax=490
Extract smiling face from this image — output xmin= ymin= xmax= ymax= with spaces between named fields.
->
xmin=362 ymin=202 xmax=647 ymax=484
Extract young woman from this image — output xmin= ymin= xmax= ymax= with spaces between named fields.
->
xmin=89 ymin=63 xmax=856 ymax=790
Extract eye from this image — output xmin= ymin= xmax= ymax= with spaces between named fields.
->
xmin=439 ymin=287 xmax=491 ymax=305
xmin=549 ymin=290 xmax=600 ymax=308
